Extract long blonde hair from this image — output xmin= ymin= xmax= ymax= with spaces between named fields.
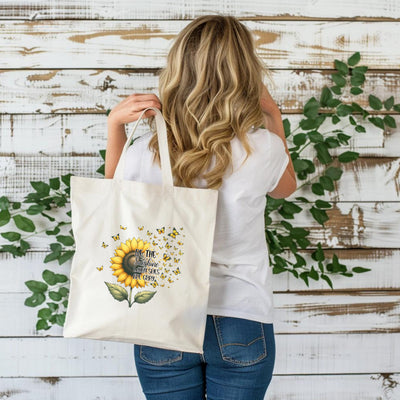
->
xmin=146 ymin=14 xmax=273 ymax=189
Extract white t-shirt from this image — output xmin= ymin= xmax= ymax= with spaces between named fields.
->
xmin=123 ymin=127 xmax=289 ymax=324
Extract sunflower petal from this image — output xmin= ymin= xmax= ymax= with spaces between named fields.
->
xmin=117 ymin=272 xmax=128 ymax=282
xmin=111 ymin=256 xmax=123 ymax=263
xmin=113 ymin=268 xmax=125 ymax=276
xmin=120 ymin=242 xmax=130 ymax=254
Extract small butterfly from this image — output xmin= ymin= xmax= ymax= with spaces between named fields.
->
xmin=165 ymin=242 xmax=171 ymax=249
xmin=179 ymin=227 xmax=183 ymax=230
xmin=168 ymin=227 xmax=180 ymax=239
xmin=173 ymin=246 xmax=178 ymax=250
xmin=168 ymin=277 xmax=174 ymax=283
xmin=138 ymin=226 xmax=144 ymax=231
xmin=152 ymin=240 xmax=158 ymax=246
xmin=173 ymin=267 xmax=181 ymax=275
xmin=178 ymin=250 xmax=183 ymax=255
xmin=101 ymin=242 xmax=108 ymax=248
xmin=96 ymin=266 xmax=103 ymax=271
xmin=151 ymin=280 xmax=158 ymax=288
xmin=163 ymin=254 xmax=171 ymax=262
xmin=157 ymin=227 xmax=165 ymax=234
xmin=162 ymin=237 xmax=167 ymax=241
xmin=120 ymin=225 xmax=127 ymax=230
xmin=160 ymin=273 xmax=166 ymax=280
xmin=111 ymin=233 xmax=120 ymax=241
xmin=174 ymin=257 xmax=180 ymax=263
xmin=147 ymin=230 xmax=152 ymax=236
xmin=165 ymin=268 xmax=170 ymax=273
xmin=177 ymin=241 xmax=183 ymax=246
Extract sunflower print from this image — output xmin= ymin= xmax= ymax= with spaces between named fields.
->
xmin=110 ymin=237 xmax=151 ymax=288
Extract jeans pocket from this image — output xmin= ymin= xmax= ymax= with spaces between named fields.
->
xmin=139 ymin=345 xmax=183 ymax=366
xmin=213 ymin=315 xmax=267 ymax=366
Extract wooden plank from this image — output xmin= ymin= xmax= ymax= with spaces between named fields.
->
xmin=0 ymin=69 xmax=399 ymax=114
xmin=2 ymin=249 xmax=399 ymax=293
xmin=2 ymin=291 xmax=399 ymax=336
xmin=1 ymin=333 xmax=399 ymax=376
xmin=0 ymin=197 xmax=399 ymax=247
xmin=1 ymin=154 xmax=400 ymax=202
xmin=1 ymin=249 xmax=399 ymax=337
xmin=1 ymin=1 xmax=400 ymax=20
xmin=0 ymin=374 xmax=399 ymax=400
xmin=2 ymin=113 xmax=398 ymax=157
xmin=1 ymin=20 xmax=400 ymax=68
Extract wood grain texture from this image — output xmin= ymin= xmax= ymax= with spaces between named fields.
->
xmin=0 ymin=374 xmax=399 ymax=400
xmin=0 ymin=69 xmax=399 ymax=113
xmin=1 ymin=1 xmax=400 ymax=20
xmin=1 ymin=20 xmax=400 ymax=69
xmin=0 ymin=4 xmax=399 ymax=399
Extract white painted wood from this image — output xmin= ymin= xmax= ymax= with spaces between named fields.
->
xmin=0 ymin=374 xmax=399 ymax=400
xmin=1 ymin=1 xmax=400 ymax=20
xmin=0 ymin=333 xmax=399 ymax=376
xmin=0 ymin=69 xmax=399 ymax=114
xmin=1 ymin=20 xmax=400 ymax=69
xmin=0 ymin=200 xmax=399 ymax=248
xmin=2 ymin=249 xmax=399 ymax=293
xmin=2 ymin=291 xmax=399 ymax=337
xmin=0 ymin=6 xmax=399 ymax=399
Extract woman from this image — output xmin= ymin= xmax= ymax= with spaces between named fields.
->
xmin=105 ymin=14 xmax=296 ymax=400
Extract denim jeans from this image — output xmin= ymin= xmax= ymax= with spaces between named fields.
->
xmin=134 ymin=314 xmax=276 ymax=399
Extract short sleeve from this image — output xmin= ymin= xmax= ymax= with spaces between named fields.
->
xmin=266 ymin=132 xmax=290 ymax=193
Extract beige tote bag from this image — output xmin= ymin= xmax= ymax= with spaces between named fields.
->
xmin=63 ymin=107 xmax=218 ymax=353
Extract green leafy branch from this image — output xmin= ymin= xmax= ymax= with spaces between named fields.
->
xmin=264 ymin=51 xmax=398 ymax=288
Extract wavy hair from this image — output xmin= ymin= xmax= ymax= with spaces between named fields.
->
xmin=145 ymin=14 xmax=273 ymax=189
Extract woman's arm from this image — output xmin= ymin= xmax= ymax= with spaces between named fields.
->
xmin=104 ymin=94 xmax=162 ymax=179
xmin=260 ymin=84 xmax=297 ymax=197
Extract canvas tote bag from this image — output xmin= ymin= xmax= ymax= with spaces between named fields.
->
xmin=63 ymin=106 xmax=218 ymax=354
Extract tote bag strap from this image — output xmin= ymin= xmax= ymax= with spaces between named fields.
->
xmin=113 ymin=107 xmax=174 ymax=191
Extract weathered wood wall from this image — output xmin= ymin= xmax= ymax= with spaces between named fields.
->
xmin=0 ymin=2 xmax=399 ymax=399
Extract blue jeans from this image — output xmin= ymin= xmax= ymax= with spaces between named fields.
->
xmin=134 ymin=314 xmax=276 ymax=399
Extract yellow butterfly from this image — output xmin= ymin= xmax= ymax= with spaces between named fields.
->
xmin=147 ymin=230 xmax=152 ymax=236
xmin=163 ymin=254 xmax=171 ymax=262
xmin=165 ymin=242 xmax=171 ymax=249
xmin=179 ymin=227 xmax=183 ymax=230
xmin=174 ymin=257 xmax=180 ymax=263
xmin=120 ymin=225 xmax=127 ymax=230
xmin=157 ymin=227 xmax=165 ymax=234
xmin=160 ymin=273 xmax=166 ymax=280
xmin=111 ymin=233 xmax=120 ymax=241
xmin=168 ymin=277 xmax=174 ymax=283
xmin=152 ymin=240 xmax=158 ymax=246
xmin=173 ymin=267 xmax=181 ymax=275
xmin=173 ymin=246 xmax=177 ymax=250
xmin=151 ymin=280 xmax=158 ymax=288
xmin=138 ymin=226 xmax=144 ymax=231
xmin=160 ymin=283 xmax=165 ymax=287
xmin=165 ymin=268 xmax=170 ymax=273
xmin=178 ymin=250 xmax=183 ymax=255
xmin=168 ymin=227 xmax=180 ymax=239
xmin=96 ymin=266 xmax=103 ymax=271
xmin=162 ymin=237 xmax=167 ymax=241
xmin=101 ymin=242 xmax=108 ymax=248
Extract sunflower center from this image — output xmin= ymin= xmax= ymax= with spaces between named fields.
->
xmin=122 ymin=251 xmax=145 ymax=277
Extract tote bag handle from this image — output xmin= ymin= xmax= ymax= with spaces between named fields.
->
xmin=113 ymin=107 xmax=174 ymax=191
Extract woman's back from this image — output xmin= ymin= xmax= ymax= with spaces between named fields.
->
xmin=124 ymin=126 xmax=289 ymax=324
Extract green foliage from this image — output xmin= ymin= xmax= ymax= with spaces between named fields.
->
xmin=264 ymin=51 xmax=398 ymax=289
xmin=0 ymin=52 xmax=397 ymax=331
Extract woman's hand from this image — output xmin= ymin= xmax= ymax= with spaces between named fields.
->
xmin=108 ymin=93 xmax=162 ymax=126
